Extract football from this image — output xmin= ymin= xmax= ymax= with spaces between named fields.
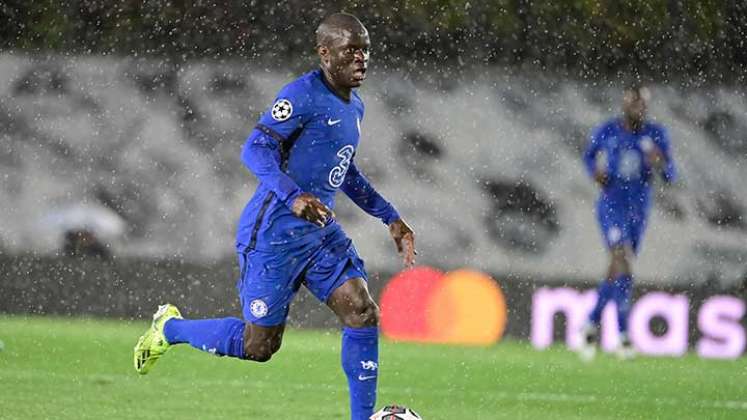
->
xmin=370 ymin=405 xmax=422 ymax=420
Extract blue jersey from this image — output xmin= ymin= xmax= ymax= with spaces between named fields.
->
xmin=583 ymin=118 xmax=676 ymax=212
xmin=237 ymin=70 xmax=399 ymax=251
xmin=583 ymin=118 xmax=677 ymax=252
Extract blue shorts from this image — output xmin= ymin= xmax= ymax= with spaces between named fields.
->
xmin=596 ymin=199 xmax=648 ymax=254
xmin=236 ymin=228 xmax=367 ymax=327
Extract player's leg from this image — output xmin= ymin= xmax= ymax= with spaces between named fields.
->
xmin=303 ymin=231 xmax=378 ymax=420
xmin=589 ymin=243 xmax=630 ymax=324
xmin=580 ymin=202 xmax=628 ymax=359
xmin=328 ymin=277 xmax=379 ymax=420
xmin=578 ymin=244 xmax=625 ymax=360
xmin=243 ymin=322 xmax=286 ymax=362
xmin=229 ymin=245 xmax=303 ymax=362
xmin=161 ymin=317 xmax=285 ymax=362
xmin=134 ymin=314 xmax=283 ymax=372
xmin=154 ymin=289 xmax=288 ymax=364
xmin=328 ymin=277 xmax=379 ymax=328
xmin=613 ymin=214 xmax=646 ymax=358
xmin=612 ymin=272 xmax=634 ymax=356
xmin=588 ymin=204 xmax=622 ymax=324
xmin=162 ymin=315 xmax=247 ymax=358
xmin=134 ymin=305 xmax=252 ymax=374
xmin=609 ymin=246 xmax=634 ymax=358
xmin=134 ymin=247 xmax=300 ymax=374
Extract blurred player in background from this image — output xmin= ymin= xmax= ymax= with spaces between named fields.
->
xmin=133 ymin=13 xmax=415 ymax=420
xmin=578 ymin=85 xmax=677 ymax=360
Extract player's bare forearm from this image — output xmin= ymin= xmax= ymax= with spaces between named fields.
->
xmin=389 ymin=218 xmax=416 ymax=268
xmin=646 ymin=148 xmax=665 ymax=171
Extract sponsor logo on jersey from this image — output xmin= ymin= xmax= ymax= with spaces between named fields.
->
xmin=329 ymin=144 xmax=355 ymax=188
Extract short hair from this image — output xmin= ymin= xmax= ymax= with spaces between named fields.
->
xmin=315 ymin=13 xmax=366 ymax=47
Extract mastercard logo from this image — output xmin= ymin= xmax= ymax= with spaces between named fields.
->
xmin=380 ymin=266 xmax=507 ymax=345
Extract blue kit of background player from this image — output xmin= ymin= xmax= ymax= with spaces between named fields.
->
xmin=578 ymin=85 xmax=677 ymax=360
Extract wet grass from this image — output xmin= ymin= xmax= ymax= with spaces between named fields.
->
xmin=1 ymin=315 xmax=746 ymax=419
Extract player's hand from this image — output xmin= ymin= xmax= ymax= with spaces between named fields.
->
xmin=641 ymin=137 xmax=665 ymax=171
xmin=291 ymin=193 xmax=334 ymax=227
xmin=645 ymin=148 xmax=665 ymax=171
xmin=389 ymin=219 xmax=416 ymax=268
xmin=593 ymin=170 xmax=608 ymax=187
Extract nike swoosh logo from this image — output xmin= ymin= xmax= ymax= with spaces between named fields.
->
xmin=358 ymin=374 xmax=377 ymax=381
xmin=327 ymin=118 xmax=342 ymax=126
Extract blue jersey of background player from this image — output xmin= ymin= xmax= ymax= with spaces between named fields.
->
xmin=133 ymin=13 xmax=416 ymax=420
xmin=578 ymin=85 xmax=676 ymax=360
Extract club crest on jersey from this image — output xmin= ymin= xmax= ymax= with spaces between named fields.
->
xmin=271 ymin=99 xmax=293 ymax=121
xmin=250 ymin=299 xmax=268 ymax=318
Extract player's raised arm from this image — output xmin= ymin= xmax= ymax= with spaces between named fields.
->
xmin=340 ymin=162 xmax=415 ymax=267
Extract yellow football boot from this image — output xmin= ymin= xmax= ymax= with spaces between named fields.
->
xmin=133 ymin=304 xmax=182 ymax=375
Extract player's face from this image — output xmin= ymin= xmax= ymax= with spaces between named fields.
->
xmin=324 ymin=28 xmax=370 ymax=88
xmin=622 ymin=90 xmax=647 ymax=124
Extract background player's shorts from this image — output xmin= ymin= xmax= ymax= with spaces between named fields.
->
xmin=596 ymin=199 xmax=648 ymax=254
xmin=236 ymin=227 xmax=367 ymax=326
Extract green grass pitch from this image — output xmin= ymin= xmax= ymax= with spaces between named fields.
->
xmin=1 ymin=316 xmax=746 ymax=419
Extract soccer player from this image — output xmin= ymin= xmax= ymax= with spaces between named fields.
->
xmin=578 ymin=85 xmax=676 ymax=360
xmin=133 ymin=13 xmax=416 ymax=420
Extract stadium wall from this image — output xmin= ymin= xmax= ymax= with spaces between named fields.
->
xmin=1 ymin=55 xmax=747 ymax=286
xmin=2 ymin=255 xmax=745 ymax=358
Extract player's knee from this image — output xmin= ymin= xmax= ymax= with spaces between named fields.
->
xmin=269 ymin=338 xmax=283 ymax=355
xmin=243 ymin=341 xmax=278 ymax=363
xmin=609 ymin=246 xmax=631 ymax=272
xmin=244 ymin=347 xmax=273 ymax=362
xmin=344 ymin=300 xmax=379 ymax=328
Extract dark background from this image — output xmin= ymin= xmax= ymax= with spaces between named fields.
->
xmin=1 ymin=0 xmax=746 ymax=83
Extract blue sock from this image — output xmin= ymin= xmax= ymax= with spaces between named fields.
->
xmin=164 ymin=317 xmax=245 ymax=359
xmin=341 ymin=327 xmax=378 ymax=420
xmin=613 ymin=275 xmax=633 ymax=333
xmin=589 ymin=278 xmax=616 ymax=325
